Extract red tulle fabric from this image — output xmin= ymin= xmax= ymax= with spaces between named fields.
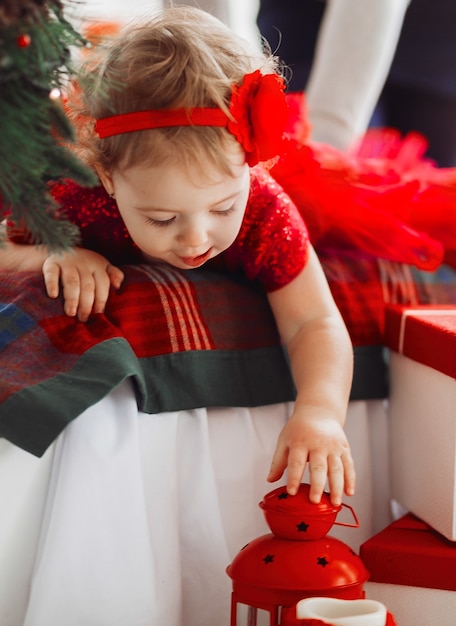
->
xmin=271 ymin=93 xmax=456 ymax=271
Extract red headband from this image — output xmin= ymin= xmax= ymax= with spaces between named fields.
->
xmin=94 ymin=70 xmax=288 ymax=166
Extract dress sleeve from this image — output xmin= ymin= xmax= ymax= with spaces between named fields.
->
xmin=224 ymin=166 xmax=309 ymax=292
xmin=7 ymin=180 xmax=141 ymax=264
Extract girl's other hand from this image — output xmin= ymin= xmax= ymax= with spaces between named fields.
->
xmin=267 ymin=408 xmax=355 ymax=507
xmin=43 ymin=248 xmax=124 ymax=322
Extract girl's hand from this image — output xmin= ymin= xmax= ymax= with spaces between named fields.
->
xmin=267 ymin=408 xmax=355 ymax=507
xmin=43 ymin=248 xmax=124 ymax=322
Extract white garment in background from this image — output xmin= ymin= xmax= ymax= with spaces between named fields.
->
xmin=306 ymin=0 xmax=410 ymax=150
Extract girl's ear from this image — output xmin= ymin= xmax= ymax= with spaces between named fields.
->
xmin=95 ymin=165 xmax=115 ymax=197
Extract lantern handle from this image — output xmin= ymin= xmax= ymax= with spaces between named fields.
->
xmin=334 ymin=502 xmax=360 ymax=528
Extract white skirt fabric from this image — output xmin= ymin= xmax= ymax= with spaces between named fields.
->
xmin=0 ymin=381 xmax=391 ymax=626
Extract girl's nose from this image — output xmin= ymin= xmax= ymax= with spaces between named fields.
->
xmin=178 ymin=221 xmax=209 ymax=249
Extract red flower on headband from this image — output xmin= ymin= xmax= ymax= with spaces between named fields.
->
xmin=228 ymin=70 xmax=288 ymax=166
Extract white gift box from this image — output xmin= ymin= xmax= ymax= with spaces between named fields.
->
xmin=385 ymin=304 xmax=456 ymax=541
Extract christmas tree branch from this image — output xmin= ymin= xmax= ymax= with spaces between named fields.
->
xmin=0 ymin=0 xmax=97 ymax=251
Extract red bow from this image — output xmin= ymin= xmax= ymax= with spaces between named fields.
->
xmin=228 ymin=70 xmax=288 ymax=166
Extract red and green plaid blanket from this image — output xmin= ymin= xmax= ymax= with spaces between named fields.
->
xmin=2 ymin=252 xmax=456 ymax=456
xmin=0 ymin=263 xmax=295 ymax=455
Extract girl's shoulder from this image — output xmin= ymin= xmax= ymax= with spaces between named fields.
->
xmin=246 ymin=164 xmax=308 ymax=225
xmin=247 ymin=165 xmax=290 ymax=210
xmin=227 ymin=165 xmax=309 ymax=291
xmin=244 ymin=165 xmax=309 ymax=240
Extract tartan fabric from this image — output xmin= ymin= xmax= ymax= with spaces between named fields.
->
xmin=0 ymin=303 xmax=34 ymax=350
xmin=1 ymin=252 xmax=456 ymax=455
xmin=0 ymin=264 xmax=293 ymax=455
xmin=35 ymin=263 xmax=284 ymax=359
xmin=0 ymin=263 xmax=282 ymax=398
xmin=319 ymin=249 xmax=456 ymax=346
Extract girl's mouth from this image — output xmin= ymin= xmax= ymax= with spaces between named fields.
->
xmin=179 ymin=248 xmax=213 ymax=267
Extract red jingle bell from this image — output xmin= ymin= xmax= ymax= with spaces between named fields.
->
xmin=259 ymin=483 xmax=360 ymax=540
xmin=226 ymin=484 xmax=369 ymax=626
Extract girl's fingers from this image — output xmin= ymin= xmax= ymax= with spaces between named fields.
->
xmin=92 ymin=267 xmax=114 ymax=315
xmin=106 ymin=263 xmax=124 ymax=289
xmin=43 ymin=260 xmax=61 ymax=299
xmin=326 ymin=455 xmax=345 ymax=506
xmin=75 ymin=273 xmax=98 ymax=322
xmin=43 ymin=251 xmax=119 ymax=321
xmin=267 ymin=449 xmax=286 ymax=483
xmin=307 ymin=454 xmax=328 ymax=503
xmin=342 ymin=451 xmax=356 ymax=497
xmin=268 ymin=442 xmax=355 ymax=507
xmin=60 ymin=268 xmax=85 ymax=318
xmin=285 ymin=447 xmax=309 ymax=496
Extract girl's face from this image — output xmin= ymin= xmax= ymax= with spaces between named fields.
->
xmin=99 ymin=144 xmax=250 ymax=269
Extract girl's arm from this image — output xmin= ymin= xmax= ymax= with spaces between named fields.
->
xmin=267 ymin=246 xmax=355 ymax=506
xmin=0 ymin=236 xmax=48 ymax=272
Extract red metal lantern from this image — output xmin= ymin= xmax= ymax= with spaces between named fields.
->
xmin=226 ymin=484 xmax=369 ymax=626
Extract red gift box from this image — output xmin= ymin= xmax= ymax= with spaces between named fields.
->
xmin=384 ymin=304 xmax=456 ymax=377
xmin=360 ymin=514 xmax=456 ymax=625
xmin=360 ymin=513 xmax=456 ymax=592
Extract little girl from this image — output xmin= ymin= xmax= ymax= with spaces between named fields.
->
xmin=4 ymin=7 xmax=354 ymax=506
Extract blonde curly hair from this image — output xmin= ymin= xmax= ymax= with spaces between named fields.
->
xmin=68 ymin=6 xmax=282 ymax=177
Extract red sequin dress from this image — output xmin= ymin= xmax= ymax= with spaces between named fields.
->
xmin=27 ymin=165 xmax=309 ymax=293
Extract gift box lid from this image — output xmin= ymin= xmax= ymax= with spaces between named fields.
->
xmin=385 ymin=304 xmax=456 ymax=378
xmin=360 ymin=513 xmax=456 ymax=591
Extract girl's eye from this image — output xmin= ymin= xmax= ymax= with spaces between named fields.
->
xmin=212 ymin=206 xmax=236 ymax=216
xmin=145 ymin=216 xmax=176 ymax=227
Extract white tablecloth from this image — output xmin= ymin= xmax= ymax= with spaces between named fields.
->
xmin=0 ymin=381 xmax=391 ymax=626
